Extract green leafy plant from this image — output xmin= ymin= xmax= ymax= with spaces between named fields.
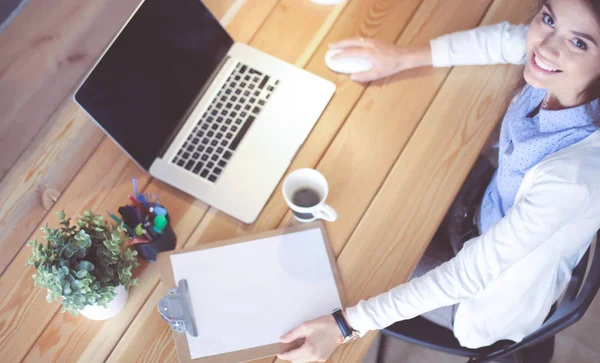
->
xmin=26 ymin=210 xmax=139 ymax=315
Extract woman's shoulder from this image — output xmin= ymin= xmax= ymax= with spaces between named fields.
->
xmin=533 ymin=132 xmax=600 ymax=193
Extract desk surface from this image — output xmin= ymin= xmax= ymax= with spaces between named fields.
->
xmin=0 ymin=0 xmax=535 ymax=362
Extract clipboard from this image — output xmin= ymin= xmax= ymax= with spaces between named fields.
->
xmin=157 ymin=221 xmax=347 ymax=363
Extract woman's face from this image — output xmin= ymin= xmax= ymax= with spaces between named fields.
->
xmin=524 ymin=0 xmax=600 ymax=101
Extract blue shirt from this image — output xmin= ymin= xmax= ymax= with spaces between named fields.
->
xmin=480 ymin=86 xmax=599 ymax=233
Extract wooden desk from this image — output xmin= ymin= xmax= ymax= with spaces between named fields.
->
xmin=0 ymin=0 xmax=536 ymax=362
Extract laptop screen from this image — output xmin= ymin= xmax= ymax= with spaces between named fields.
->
xmin=75 ymin=0 xmax=234 ymax=170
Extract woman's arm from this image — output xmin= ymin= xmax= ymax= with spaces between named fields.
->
xmin=277 ymin=176 xmax=588 ymax=362
xmin=346 ymin=179 xmax=588 ymax=333
xmin=329 ymin=22 xmax=528 ymax=83
xmin=327 ymin=38 xmax=433 ymax=82
xmin=431 ymin=21 xmax=528 ymax=67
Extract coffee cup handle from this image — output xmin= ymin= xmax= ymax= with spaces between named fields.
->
xmin=314 ymin=204 xmax=338 ymax=222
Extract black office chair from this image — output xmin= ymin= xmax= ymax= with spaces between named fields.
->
xmin=377 ymin=234 xmax=600 ymax=363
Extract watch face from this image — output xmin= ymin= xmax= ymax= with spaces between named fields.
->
xmin=343 ymin=332 xmax=360 ymax=344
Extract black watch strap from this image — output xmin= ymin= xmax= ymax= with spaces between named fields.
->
xmin=332 ymin=308 xmax=354 ymax=338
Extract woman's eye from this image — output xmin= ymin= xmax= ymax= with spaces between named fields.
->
xmin=572 ymin=38 xmax=588 ymax=50
xmin=542 ymin=13 xmax=555 ymax=27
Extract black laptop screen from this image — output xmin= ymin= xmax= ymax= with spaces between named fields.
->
xmin=75 ymin=0 xmax=233 ymax=170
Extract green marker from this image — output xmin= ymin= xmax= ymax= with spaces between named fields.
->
xmin=153 ymin=215 xmax=168 ymax=234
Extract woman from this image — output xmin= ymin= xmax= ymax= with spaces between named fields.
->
xmin=277 ymin=0 xmax=600 ymax=361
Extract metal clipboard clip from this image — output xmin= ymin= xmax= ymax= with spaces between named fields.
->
xmin=158 ymin=279 xmax=198 ymax=337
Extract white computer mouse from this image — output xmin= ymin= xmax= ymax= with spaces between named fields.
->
xmin=324 ymin=49 xmax=373 ymax=74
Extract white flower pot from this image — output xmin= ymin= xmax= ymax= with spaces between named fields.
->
xmin=78 ymin=285 xmax=128 ymax=320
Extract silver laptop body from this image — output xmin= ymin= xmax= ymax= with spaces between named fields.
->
xmin=74 ymin=0 xmax=335 ymax=223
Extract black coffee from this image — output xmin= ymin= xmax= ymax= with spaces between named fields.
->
xmin=292 ymin=188 xmax=321 ymax=208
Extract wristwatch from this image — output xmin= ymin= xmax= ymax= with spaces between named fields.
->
xmin=332 ymin=308 xmax=360 ymax=344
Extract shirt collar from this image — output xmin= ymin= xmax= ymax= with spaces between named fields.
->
xmin=529 ymin=87 xmax=599 ymax=133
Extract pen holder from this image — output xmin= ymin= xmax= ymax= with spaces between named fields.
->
xmin=134 ymin=223 xmax=177 ymax=262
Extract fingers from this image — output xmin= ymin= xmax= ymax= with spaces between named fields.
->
xmin=331 ymin=48 xmax=373 ymax=62
xmin=350 ymin=70 xmax=380 ymax=83
xmin=278 ymin=316 xmax=342 ymax=362
xmin=329 ymin=36 xmax=371 ymax=49
xmin=330 ymin=49 xmax=380 ymax=82
xmin=280 ymin=324 xmax=308 ymax=343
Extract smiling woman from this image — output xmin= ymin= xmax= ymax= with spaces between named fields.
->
xmin=524 ymin=0 xmax=600 ymax=109
xmin=277 ymin=1 xmax=600 ymax=362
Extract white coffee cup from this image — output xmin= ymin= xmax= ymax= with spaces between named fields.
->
xmin=282 ymin=168 xmax=338 ymax=223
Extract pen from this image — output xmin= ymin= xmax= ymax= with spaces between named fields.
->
xmin=107 ymin=211 xmax=136 ymax=236
xmin=135 ymin=206 xmax=143 ymax=225
xmin=139 ymin=194 xmax=150 ymax=209
xmin=129 ymin=195 xmax=148 ymax=215
xmin=132 ymin=177 xmax=139 ymax=200
xmin=141 ymin=228 xmax=154 ymax=241
xmin=126 ymin=237 xmax=151 ymax=245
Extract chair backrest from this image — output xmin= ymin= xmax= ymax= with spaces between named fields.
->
xmin=483 ymin=235 xmax=600 ymax=362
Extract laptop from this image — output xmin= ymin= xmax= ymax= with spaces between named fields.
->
xmin=74 ymin=0 xmax=335 ymax=223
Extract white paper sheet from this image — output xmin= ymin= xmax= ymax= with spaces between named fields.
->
xmin=170 ymin=228 xmax=342 ymax=359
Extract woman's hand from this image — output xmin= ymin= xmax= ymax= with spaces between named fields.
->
xmin=277 ymin=314 xmax=345 ymax=362
xmin=328 ymin=37 xmax=432 ymax=82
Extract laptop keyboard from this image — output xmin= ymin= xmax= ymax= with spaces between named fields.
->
xmin=172 ymin=62 xmax=279 ymax=183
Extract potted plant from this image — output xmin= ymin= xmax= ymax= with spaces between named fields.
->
xmin=27 ymin=210 xmax=139 ymax=320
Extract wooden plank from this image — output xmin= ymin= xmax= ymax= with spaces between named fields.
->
xmin=202 ymin=0 xmax=242 ymax=24
xmin=22 ymin=179 xmax=209 ymax=363
xmin=0 ymin=0 xmax=142 ymax=274
xmin=107 ymin=285 xmax=179 ymax=363
xmin=277 ymin=0 xmax=495 ymax=257
xmin=0 ymin=2 xmax=247 ymax=361
xmin=0 ymin=0 xmax=242 ymax=183
xmin=224 ymin=0 xmax=279 ymax=44
xmin=10 ymin=0 xmax=528 ymax=362
xmin=18 ymin=1 xmax=279 ymax=362
xmin=0 ymin=0 xmax=242 ymax=276
xmin=106 ymin=0 xmax=430 ymax=362
xmin=272 ymin=0 xmax=510 ymax=362
xmin=0 ymin=103 xmax=104 ymax=274
xmin=0 ymin=0 xmax=141 ymax=182
xmin=0 ymin=140 xmax=151 ymax=363
xmin=330 ymin=0 xmax=538 ymax=361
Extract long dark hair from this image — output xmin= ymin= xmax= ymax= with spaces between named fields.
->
xmin=588 ymin=1 xmax=600 ymax=101
xmin=593 ymin=0 xmax=600 ymax=19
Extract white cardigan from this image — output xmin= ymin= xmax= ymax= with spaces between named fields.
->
xmin=346 ymin=22 xmax=600 ymax=348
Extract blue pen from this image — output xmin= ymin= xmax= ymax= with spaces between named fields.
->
xmin=139 ymin=194 xmax=150 ymax=209
xmin=132 ymin=177 xmax=139 ymax=200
